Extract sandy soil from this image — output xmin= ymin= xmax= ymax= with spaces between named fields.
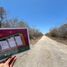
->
xmin=30 ymin=37 xmax=42 ymax=45
xmin=14 ymin=36 xmax=67 ymax=67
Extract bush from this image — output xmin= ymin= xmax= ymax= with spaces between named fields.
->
xmin=48 ymin=28 xmax=58 ymax=37
xmin=47 ymin=24 xmax=67 ymax=38
xmin=29 ymin=28 xmax=43 ymax=39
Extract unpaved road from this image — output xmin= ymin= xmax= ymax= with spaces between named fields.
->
xmin=14 ymin=36 xmax=67 ymax=67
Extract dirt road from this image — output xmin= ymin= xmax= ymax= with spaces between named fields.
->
xmin=14 ymin=36 xmax=67 ymax=67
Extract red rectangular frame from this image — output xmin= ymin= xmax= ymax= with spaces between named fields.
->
xmin=0 ymin=28 xmax=30 ymax=61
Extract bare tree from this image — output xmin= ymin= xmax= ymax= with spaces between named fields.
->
xmin=0 ymin=7 xmax=6 ymax=28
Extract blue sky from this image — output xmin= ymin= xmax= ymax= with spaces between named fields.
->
xmin=0 ymin=0 xmax=67 ymax=33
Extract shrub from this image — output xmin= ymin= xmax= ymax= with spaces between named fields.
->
xmin=47 ymin=24 xmax=67 ymax=38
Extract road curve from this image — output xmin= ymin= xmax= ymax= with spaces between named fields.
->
xmin=14 ymin=36 xmax=67 ymax=67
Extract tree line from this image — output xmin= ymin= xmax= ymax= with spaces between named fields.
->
xmin=46 ymin=24 xmax=67 ymax=39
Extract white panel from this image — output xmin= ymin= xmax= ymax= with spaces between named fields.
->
xmin=8 ymin=37 xmax=16 ymax=47
xmin=15 ymin=36 xmax=23 ymax=46
xmin=0 ymin=42 xmax=2 ymax=50
xmin=1 ymin=40 xmax=9 ymax=50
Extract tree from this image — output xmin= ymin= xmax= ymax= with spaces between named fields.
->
xmin=17 ymin=21 xmax=29 ymax=28
xmin=47 ymin=23 xmax=67 ymax=38
xmin=0 ymin=7 xmax=6 ymax=28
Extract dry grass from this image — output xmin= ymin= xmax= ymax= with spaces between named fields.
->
xmin=48 ymin=36 xmax=67 ymax=45
xmin=30 ymin=36 xmax=42 ymax=45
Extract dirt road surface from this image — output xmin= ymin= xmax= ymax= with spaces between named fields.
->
xmin=14 ymin=36 xmax=67 ymax=67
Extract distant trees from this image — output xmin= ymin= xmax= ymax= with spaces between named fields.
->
xmin=47 ymin=28 xmax=58 ymax=37
xmin=29 ymin=28 xmax=43 ymax=39
xmin=46 ymin=24 xmax=67 ymax=39
xmin=1 ymin=19 xmax=30 ymax=28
